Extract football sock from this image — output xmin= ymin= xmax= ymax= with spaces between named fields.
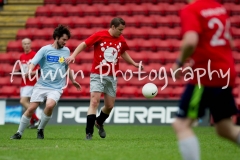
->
xmin=32 ymin=113 xmax=39 ymax=121
xmin=96 ymin=110 xmax=109 ymax=126
xmin=179 ymin=136 xmax=200 ymax=160
xmin=17 ymin=115 xmax=31 ymax=135
xmin=86 ymin=114 xmax=96 ymax=134
xmin=38 ymin=112 xmax=51 ymax=130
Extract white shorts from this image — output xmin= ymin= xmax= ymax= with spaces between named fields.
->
xmin=30 ymin=85 xmax=63 ymax=103
xmin=20 ymin=86 xmax=34 ymax=97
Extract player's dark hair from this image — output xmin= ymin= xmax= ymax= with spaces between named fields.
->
xmin=53 ymin=25 xmax=71 ymax=40
xmin=110 ymin=17 xmax=125 ymax=28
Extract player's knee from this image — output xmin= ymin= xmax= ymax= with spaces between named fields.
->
xmin=105 ymin=105 xmax=114 ymax=111
xmin=172 ymin=119 xmax=190 ymax=133
xmin=20 ymin=98 xmax=26 ymax=105
xmin=45 ymin=101 xmax=56 ymax=110
xmin=90 ymin=99 xmax=100 ymax=108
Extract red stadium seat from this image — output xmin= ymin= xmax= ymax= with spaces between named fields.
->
xmin=68 ymin=85 xmax=82 ymax=97
xmin=232 ymin=5 xmax=240 ymax=16
xmin=131 ymin=27 xmax=149 ymax=39
xmin=80 ymin=4 xmax=100 ymax=16
xmin=10 ymin=53 xmax=21 ymax=66
xmin=233 ymin=51 xmax=240 ymax=63
xmin=157 ymin=87 xmax=173 ymax=98
xmin=128 ymin=51 xmax=148 ymax=64
xmin=120 ymin=15 xmax=140 ymax=28
xmin=164 ymin=3 xmax=185 ymax=15
xmin=66 ymin=39 xmax=80 ymax=52
xmin=16 ymin=29 xmax=32 ymax=40
xmin=129 ymin=3 xmax=148 ymax=16
xmin=138 ymin=15 xmax=158 ymax=28
xmin=79 ymin=52 xmax=93 ymax=63
xmin=44 ymin=0 xmax=60 ymax=5
xmin=147 ymin=51 xmax=165 ymax=64
xmin=230 ymin=16 xmax=240 ymax=28
xmin=7 ymin=40 xmax=23 ymax=52
xmin=122 ymin=27 xmax=134 ymax=39
xmin=0 ymin=76 xmax=11 ymax=86
xmin=40 ymin=17 xmax=57 ymax=28
xmin=50 ymin=5 xmax=67 ymax=17
xmin=26 ymin=17 xmax=41 ymax=28
xmin=35 ymin=6 xmax=51 ymax=17
xmin=60 ymin=0 xmax=77 ymax=5
xmin=65 ymin=5 xmax=84 ymax=17
xmin=32 ymin=28 xmax=53 ymax=40
xmin=10 ymin=76 xmax=22 ymax=86
xmin=138 ymin=39 xmax=157 ymax=52
xmin=72 ymin=16 xmax=91 ymax=28
xmin=165 ymin=27 xmax=181 ymax=39
xmin=233 ymin=86 xmax=239 ymax=97
xmin=154 ymin=15 xmax=172 ymax=27
xmin=112 ymin=4 xmax=132 ymax=16
xmin=126 ymin=39 xmax=140 ymax=51
xmin=146 ymin=3 xmax=165 ymax=16
xmin=172 ymin=86 xmax=184 ymax=98
xmin=0 ymin=53 xmax=14 ymax=64
xmin=71 ymin=28 xmax=82 ymax=40
xmin=128 ymin=77 xmax=148 ymax=87
xmin=154 ymin=39 xmax=171 ymax=51
xmin=120 ymin=86 xmax=138 ymax=98
xmin=147 ymin=27 xmax=165 ymax=39
xmin=0 ymin=86 xmax=17 ymax=97
xmin=164 ymin=51 xmax=178 ymax=64
xmin=232 ymin=27 xmax=240 ymax=39
xmin=55 ymin=16 xmax=74 ymax=28
xmin=96 ymin=4 xmax=116 ymax=16
xmin=88 ymin=16 xmax=109 ymax=28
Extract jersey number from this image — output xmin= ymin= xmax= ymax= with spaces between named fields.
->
xmin=208 ymin=18 xmax=230 ymax=47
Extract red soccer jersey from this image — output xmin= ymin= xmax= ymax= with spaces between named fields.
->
xmin=20 ymin=50 xmax=38 ymax=86
xmin=85 ymin=30 xmax=129 ymax=75
xmin=180 ymin=0 xmax=236 ymax=87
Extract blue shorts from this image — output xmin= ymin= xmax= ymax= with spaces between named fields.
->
xmin=176 ymin=84 xmax=238 ymax=123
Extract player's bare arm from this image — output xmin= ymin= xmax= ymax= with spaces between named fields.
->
xmin=121 ymin=51 xmax=144 ymax=70
xmin=69 ymin=67 xmax=81 ymax=91
xmin=173 ymin=31 xmax=199 ymax=78
xmin=65 ymin=42 xmax=87 ymax=64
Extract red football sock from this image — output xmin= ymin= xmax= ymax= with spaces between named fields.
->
xmin=32 ymin=113 xmax=39 ymax=121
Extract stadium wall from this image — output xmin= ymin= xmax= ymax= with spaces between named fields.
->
xmin=0 ymin=99 xmax=210 ymax=126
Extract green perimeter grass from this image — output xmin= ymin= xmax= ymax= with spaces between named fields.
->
xmin=0 ymin=125 xmax=239 ymax=160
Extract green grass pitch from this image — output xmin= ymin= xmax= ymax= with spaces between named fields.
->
xmin=0 ymin=124 xmax=239 ymax=160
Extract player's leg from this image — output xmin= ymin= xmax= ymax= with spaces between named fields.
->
xmin=172 ymin=84 xmax=206 ymax=160
xmin=210 ymin=87 xmax=240 ymax=145
xmin=10 ymin=102 xmax=40 ymax=139
xmin=95 ymin=76 xmax=117 ymax=138
xmin=20 ymin=86 xmax=39 ymax=128
xmin=37 ymin=89 xmax=62 ymax=139
xmin=85 ymin=74 xmax=105 ymax=139
xmin=86 ymin=91 xmax=101 ymax=139
xmin=215 ymin=118 xmax=240 ymax=143
xmin=172 ymin=118 xmax=199 ymax=160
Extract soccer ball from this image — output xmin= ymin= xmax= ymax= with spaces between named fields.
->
xmin=142 ymin=83 xmax=158 ymax=99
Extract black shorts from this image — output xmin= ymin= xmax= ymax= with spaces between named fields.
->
xmin=176 ymin=84 xmax=238 ymax=123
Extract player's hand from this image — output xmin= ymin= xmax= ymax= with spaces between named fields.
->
xmin=134 ymin=62 xmax=144 ymax=70
xmin=72 ymin=81 xmax=81 ymax=91
xmin=65 ymin=56 xmax=75 ymax=64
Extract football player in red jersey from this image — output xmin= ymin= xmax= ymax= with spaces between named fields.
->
xmin=66 ymin=17 xmax=143 ymax=140
xmin=172 ymin=0 xmax=240 ymax=160
xmin=19 ymin=38 xmax=40 ymax=129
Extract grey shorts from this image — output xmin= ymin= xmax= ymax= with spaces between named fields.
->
xmin=90 ymin=73 xmax=117 ymax=97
